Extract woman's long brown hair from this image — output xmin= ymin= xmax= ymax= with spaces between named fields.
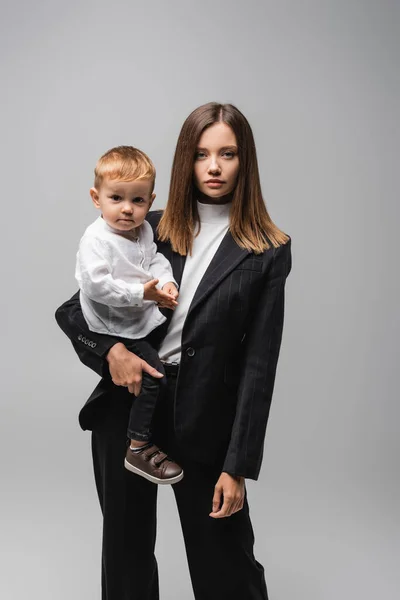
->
xmin=158 ymin=102 xmax=290 ymax=255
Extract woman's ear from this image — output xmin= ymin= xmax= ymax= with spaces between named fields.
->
xmin=90 ymin=187 xmax=101 ymax=208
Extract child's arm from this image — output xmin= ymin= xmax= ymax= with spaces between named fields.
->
xmin=148 ymin=241 xmax=178 ymax=292
xmin=76 ymin=236 xmax=144 ymax=308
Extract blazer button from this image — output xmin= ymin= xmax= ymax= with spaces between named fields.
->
xmin=186 ymin=347 xmax=195 ymax=357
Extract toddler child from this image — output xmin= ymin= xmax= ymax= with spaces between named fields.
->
xmin=75 ymin=145 xmax=183 ymax=485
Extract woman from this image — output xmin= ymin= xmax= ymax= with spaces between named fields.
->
xmin=55 ymin=102 xmax=292 ymax=600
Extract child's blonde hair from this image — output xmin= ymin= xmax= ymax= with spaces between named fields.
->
xmin=94 ymin=146 xmax=156 ymax=192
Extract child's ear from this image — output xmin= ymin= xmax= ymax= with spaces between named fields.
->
xmin=90 ymin=187 xmax=101 ymax=208
xmin=149 ymin=193 xmax=156 ymax=208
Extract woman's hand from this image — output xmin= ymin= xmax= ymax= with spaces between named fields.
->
xmin=144 ymin=279 xmax=178 ymax=309
xmin=209 ymin=472 xmax=245 ymax=518
xmin=106 ymin=342 xmax=164 ymax=395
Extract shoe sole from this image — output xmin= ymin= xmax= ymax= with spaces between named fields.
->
xmin=124 ymin=459 xmax=184 ymax=485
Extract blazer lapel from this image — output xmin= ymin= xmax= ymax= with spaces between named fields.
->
xmin=188 ymin=231 xmax=250 ymax=316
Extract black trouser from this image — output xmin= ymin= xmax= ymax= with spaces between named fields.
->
xmin=91 ymin=370 xmax=269 ymax=600
xmin=115 ymin=335 xmax=166 ymax=442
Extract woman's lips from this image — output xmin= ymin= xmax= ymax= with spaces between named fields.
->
xmin=205 ymin=181 xmax=224 ymax=188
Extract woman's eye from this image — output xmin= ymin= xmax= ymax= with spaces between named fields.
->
xmin=195 ymin=152 xmax=206 ymax=160
xmin=223 ymin=151 xmax=235 ymax=159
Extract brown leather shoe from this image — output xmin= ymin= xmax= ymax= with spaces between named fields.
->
xmin=124 ymin=444 xmax=184 ymax=485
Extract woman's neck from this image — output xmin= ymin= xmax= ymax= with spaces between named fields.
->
xmin=196 ymin=191 xmax=234 ymax=205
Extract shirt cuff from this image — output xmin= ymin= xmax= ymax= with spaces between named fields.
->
xmin=129 ymin=283 xmax=144 ymax=307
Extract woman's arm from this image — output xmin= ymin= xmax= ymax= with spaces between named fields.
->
xmin=222 ymin=238 xmax=292 ymax=480
xmin=55 ymin=292 xmax=164 ymax=393
xmin=55 ymin=291 xmax=121 ymax=378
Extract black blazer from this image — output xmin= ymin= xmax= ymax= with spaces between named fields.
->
xmin=55 ymin=210 xmax=292 ymax=480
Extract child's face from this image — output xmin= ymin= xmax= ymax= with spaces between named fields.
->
xmin=90 ymin=178 xmax=155 ymax=232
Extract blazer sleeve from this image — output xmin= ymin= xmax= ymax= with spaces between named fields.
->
xmin=222 ymin=238 xmax=292 ymax=480
xmin=54 ymin=291 xmax=122 ymax=378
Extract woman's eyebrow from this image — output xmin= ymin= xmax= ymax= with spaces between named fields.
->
xmin=195 ymin=145 xmax=238 ymax=151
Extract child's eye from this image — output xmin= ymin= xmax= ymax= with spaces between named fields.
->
xmin=111 ymin=195 xmax=121 ymax=201
xmin=133 ymin=197 xmax=145 ymax=203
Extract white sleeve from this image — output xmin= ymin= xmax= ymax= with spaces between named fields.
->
xmin=75 ymin=236 xmax=144 ymax=307
xmin=148 ymin=241 xmax=178 ymax=290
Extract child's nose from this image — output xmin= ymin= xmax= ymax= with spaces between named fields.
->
xmin=122 ymin=203 xmax=133 ymax=213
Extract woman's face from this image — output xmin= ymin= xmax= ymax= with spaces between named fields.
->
xmin=193 ymin=122 xmax=239 ymax=200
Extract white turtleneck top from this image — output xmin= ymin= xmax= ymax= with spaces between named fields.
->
xmin=158 ymin=200 xmax=231 ymax=364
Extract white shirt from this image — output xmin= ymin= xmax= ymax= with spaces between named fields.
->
xmin=159 ymin=200 xmax=231 ymax=363
xmin=75 ymin=216 xmax=176 ymax=339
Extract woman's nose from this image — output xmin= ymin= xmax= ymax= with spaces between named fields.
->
xmin=208 ymin=156 xmax=221 ymax=174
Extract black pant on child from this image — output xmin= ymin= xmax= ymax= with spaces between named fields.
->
xmin=115 ymin=334 xmax=166 ymax=442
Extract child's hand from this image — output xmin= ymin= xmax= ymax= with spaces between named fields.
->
xmin=162 ymin=282 xmax=179 ymax=300
xmin=143 ymin=279 xmax=178 ymax=310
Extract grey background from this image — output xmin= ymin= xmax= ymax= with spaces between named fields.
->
xmin=1 ymin=0 xmax=398 ymax=598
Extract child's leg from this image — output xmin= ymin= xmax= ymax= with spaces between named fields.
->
xmin=122 ymin=338 xmax=183 ymax=484
xmin=122 ymin=338 xmax=166 ymax=444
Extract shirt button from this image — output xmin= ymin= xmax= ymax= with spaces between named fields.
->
xmin=186 ymin=347 xmax=195 ymax=357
